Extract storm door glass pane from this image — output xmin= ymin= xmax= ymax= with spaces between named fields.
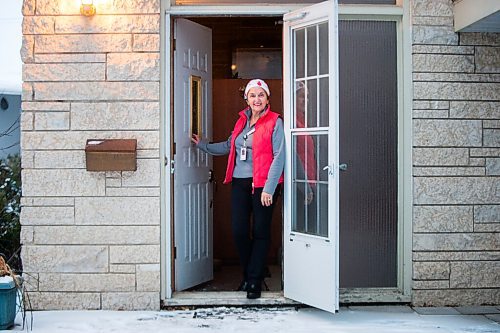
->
xmin=306 ymin=26 xmax=317 ymax=77
xmin=295 ymin=29 xmax=305 ymax=80
xmin=319 ymin=22 xmax=329 ymax=75
xmin=291 ymin=133 xmax=328 ymax=237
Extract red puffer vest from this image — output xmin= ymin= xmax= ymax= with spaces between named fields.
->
xmin=223 ymin=106 xmax=284 ymax=189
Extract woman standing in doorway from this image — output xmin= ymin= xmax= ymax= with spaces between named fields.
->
xmin=191 ymin=79 xmax=284 ymax=299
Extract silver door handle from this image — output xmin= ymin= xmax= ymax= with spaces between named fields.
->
xmin=322 ymin=165 xmax=333 ymax=176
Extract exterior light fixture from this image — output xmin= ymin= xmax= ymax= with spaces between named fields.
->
xmin=80 ymin=0 xmax=96 ymax=16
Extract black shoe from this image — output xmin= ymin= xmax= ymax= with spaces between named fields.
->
xmin=246 ymin=283 xmax=261 ymax=299
xmin=236 ymin=280 xmax=248 ymax=292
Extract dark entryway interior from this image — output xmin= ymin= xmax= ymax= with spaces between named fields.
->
xmin=187 ymin=17 xmax=283 ymax=292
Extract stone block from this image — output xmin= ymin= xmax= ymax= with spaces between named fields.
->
xmin=411 ymin=0 xmax=452 ymax=16
xmin=33 ymin=82 xmax=159 ymax=101
xmin=35 ymin=53 xmax=106 ymax=63
xmin=413 ymin=148 xmax=469 ymax=166
xmin=413 ymin=109 xmax=448 ymax=118
xmin=21 ymin=151 xmax=34 ymax=168
xmin=470 ymin=148 xmax=500 ymax=157
xmin=484 ymin=130 xmax=500 ymax=147
xmin=35 ymin=34 xmax=132 ymax=53
xmin=71 ymin=102 xmax=159 ymax=130
xmin=476 ymin=47 xmax=500 ymax=73
xmin=413 ymin=54 xmax=474 ymax=73
xmin=137 ymin=150 xmax=159 ymax=158
xmin=414 ymin=72 xmax=500 ymax=82
xmin=486 ymin=159 xmax=500 ymax=176
xmin=23 ymin=63 xmax=105 ymax=81
xmin=36 ymin=0 xmax=160 ymax=15
xmin=110 ymin=245 xmax=160 ymax=264
xmin=105 ymin=187 xmax=161 ymax=197
xmin=474 ymin=224 xmax=500 ymax=232
xmin=75 ymin=197 xmax=160 ymax=225
xmin=412 ymin=280 xmax=449 ymax=290
xmin=23 ymin=169 xmax=105 ymax=196
xmin=22 ymin=245 xmax=108 ymax=273
xmin=450 ymin=261 xmax=500 ymax=288
xmin=22 ymin=82 xmax=33 ymax=101
xmin=414 ymin=82 xmax=499 ymax=100
xmin=28 ymin=292 xmax=101 ymax=310
xmin=469 ymin=158 xmax=486 ymax=166
xmin=413 ymin=251 xmax=500 ymax=261
xmin=460 ymin=33 xmax=500 ymax=46
xmin=412 ymin=289 xmax=500 ymax=307
xmin=450 ymin=101 xmax=500 ymax=119
xmin=34 ymin=150 xmax=85 ymax=169
xmin=413 ymin=25 xmax=458 ymax=45
xmin=413 ymin=261 xmax=450 ymax=280
xmin=413 ymin=101 xmax=449 ymax=110
xmin=21 ymin=112 xmax=33 ymax=131
xmin=110 ymin=265 xmax=135 ymax=273
xmin=474 ymin=205 xmax=500 ymax=223
xmin=22 ymin=273 xmax=39 ymax=292
xmin=413 ymin=205 xmax=473 ymax=232
xmin=107 ymin=53 xmax=160 ymax=81
xmin=106 ymin=178 xmax=122 ymax=187
xmin=39 ymin=273 xmax=135 ymax=292
xmin=136 ymin=264 xmax=161 ymax=292
xmin=22 ymin=101 xmax=70 ymax=111
xmin=21 ymin=197 xmax=74 ymax=206
xmin=412 ymin=167 xmax=484 ymax=176
xmin=22 ymin=130 xmax=159 ymax=150
xmin=101 ymin=292 xmax=159 ymax=310
xmin=21 ymin=35 xmax=34 ymax=63
xmin=484 ymin=120 xmax=500 ymax=129
xmin=412 ymin=45 xmax=474 ymax=55
xmin=413 ymin=119 xmax=481 ymax=147
xmin=413 ymin=233 xmax=500 ymax=251
xmin=414 ymin=177 xmax=500 ymax=205
xmin=23 ymin=16 xmax=55 ymax=34
xmin=412 ymin=16 xmax=453 ymax=27
xmin=56 ymin=15 xmax=159 ymax=34
xmin=34 ymin=112 xmax=70 ymax=130
xmin=20 ymin=226 xmax=34 ymax=243
xmin=122 ymin=159 xmax=160 ymax=187
xmin=22 ymin=0 xmax=35 ymax=15
xmin=33 ymin=226 xmax=160 ymax=245
xmin=133 ymin=34 xmax=160 ymax=52
xmin=21 ymin=206 xmax=74 ymax=225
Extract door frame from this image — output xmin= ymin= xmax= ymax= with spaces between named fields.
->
xmin=159 ymin=0 xmax=413 ymax=303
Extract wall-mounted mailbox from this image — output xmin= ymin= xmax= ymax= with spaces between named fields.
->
xmin=85 ymin=139 xmax=137 ymax=172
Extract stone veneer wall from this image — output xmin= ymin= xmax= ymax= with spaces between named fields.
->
xmin=412 ymin=0 xmax=500 ymax=306
xmin=20 ymin=0 xmax=161 ymax=310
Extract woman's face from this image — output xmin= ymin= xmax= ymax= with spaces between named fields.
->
xmin=246 ymin=87 xmax=269 ymax=114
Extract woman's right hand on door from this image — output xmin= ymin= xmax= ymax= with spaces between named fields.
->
xmin=191 ymin=134 xmax=201 ymax=145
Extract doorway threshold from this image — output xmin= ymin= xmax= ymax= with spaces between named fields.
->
xmin=163 ymin=291 xmax=299 ymax=307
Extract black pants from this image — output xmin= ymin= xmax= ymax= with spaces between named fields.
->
xmin=231 ymin=178 xmax=280 ymax=287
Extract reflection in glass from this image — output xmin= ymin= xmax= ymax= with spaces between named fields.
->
xmin=292 ymin=133 xmax=328 ymax=237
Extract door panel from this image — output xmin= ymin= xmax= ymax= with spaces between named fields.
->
xmin=339 ymin=20 xmax=398 ymax=288
xmin=283 ymin=0 xmax=339 ymax=313
xmin=174 ymin=19 xmax=213 ymax=291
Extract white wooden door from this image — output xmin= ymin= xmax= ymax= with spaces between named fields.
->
xmin=283 ymin=0 xmax=339 ymax=313
xmin=173 ymin=19 xmax=213 ymax=291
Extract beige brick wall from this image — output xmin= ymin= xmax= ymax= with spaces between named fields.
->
xmin=20 ymin=0 xmax=161 ymax=310
xmin=411 ymin=0 xmax=500 ymax=306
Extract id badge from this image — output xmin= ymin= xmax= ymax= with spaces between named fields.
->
xmin=240 ymin=147 xmax=247 ymax=160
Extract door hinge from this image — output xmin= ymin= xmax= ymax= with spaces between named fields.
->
xmin=173 ymin=246 xmax=177 ymax=259
xmin=172 ymin=38 xmax=176 ymax=51
xmin=173 ymin=142 xmax=176 ymax=155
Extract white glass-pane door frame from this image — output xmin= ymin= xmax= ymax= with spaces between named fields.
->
xmin=283 ymin=0 xmax=340 ymax=313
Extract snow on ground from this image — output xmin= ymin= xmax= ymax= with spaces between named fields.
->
xmin=3 ymin=306 xmax=500 ymax=333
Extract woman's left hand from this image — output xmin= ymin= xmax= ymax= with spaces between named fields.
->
xmin=261 ymin=191 xmax=273 ymax=207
